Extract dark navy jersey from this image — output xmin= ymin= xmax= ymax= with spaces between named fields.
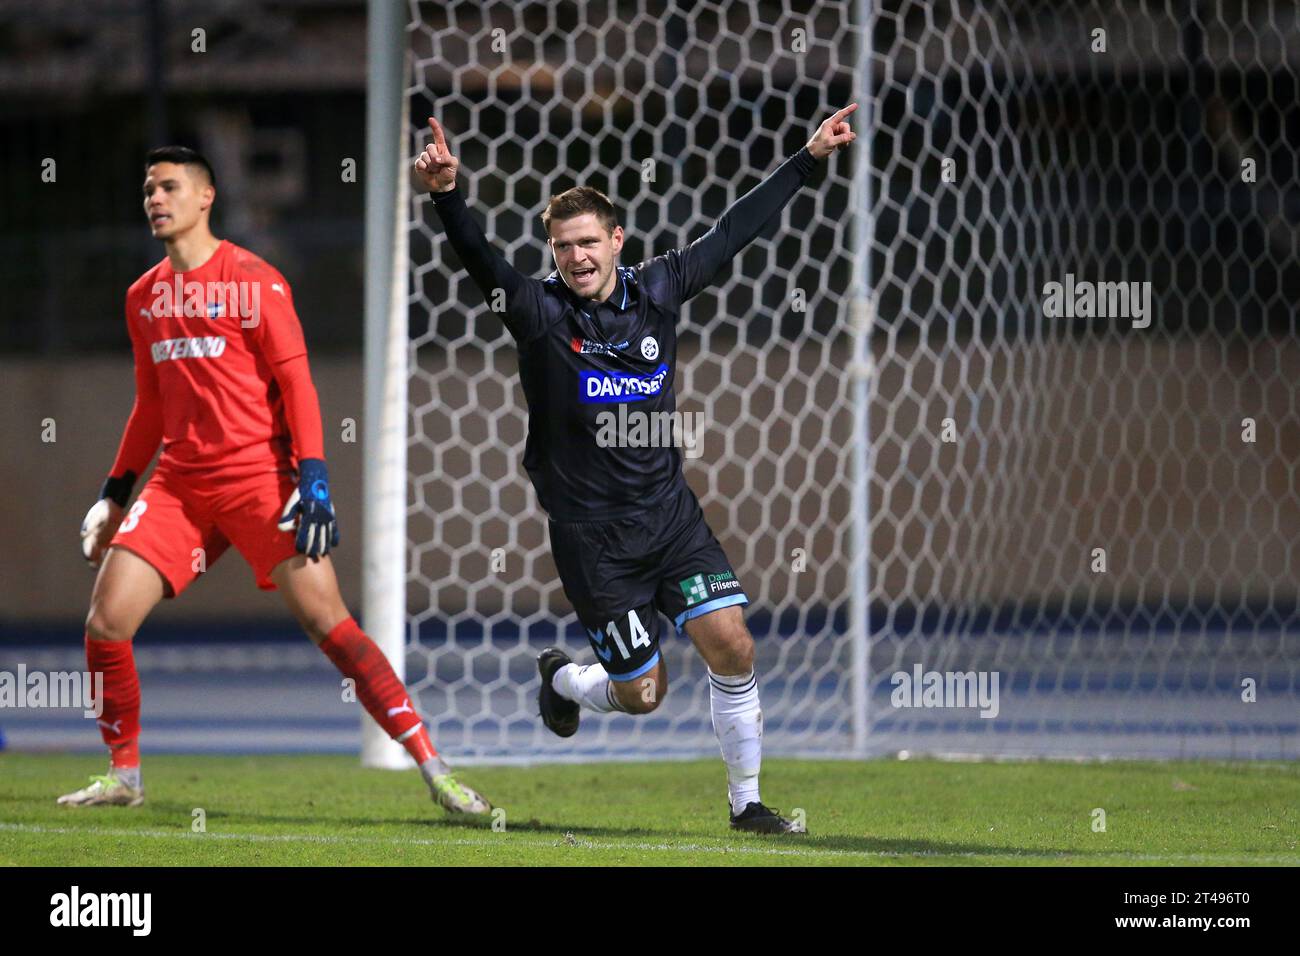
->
xmin=431 ymin=147 xmax=818 ymax=521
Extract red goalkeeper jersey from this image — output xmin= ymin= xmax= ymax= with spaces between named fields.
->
xmin=110 ymin=240 xmax=324 ymax=479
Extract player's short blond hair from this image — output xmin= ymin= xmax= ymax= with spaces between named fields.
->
xmin=542 ymin=186 xmax=619 ymax=237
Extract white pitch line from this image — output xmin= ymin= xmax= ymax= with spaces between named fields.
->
xmin=1 ymin=822 xmax=1296 ymax=864
xmin=0 ymin=821 xmax=864 ymax=860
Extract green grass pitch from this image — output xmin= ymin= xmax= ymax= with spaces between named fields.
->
xmin=1 ymin=754 xmax=1296 ymax=866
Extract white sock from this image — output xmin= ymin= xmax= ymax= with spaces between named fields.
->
xmin=418 ymin=755 xmax=451 ymax=785
xmin=708 ymin=669 xmax=762 ymax=815
xmin=553 ymin=662 xmax=621 ymax=713
xmin=113 ymin=764 xmax=141 ymax=789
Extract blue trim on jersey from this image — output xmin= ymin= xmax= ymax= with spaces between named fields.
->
xmin=607 ymin=650 xmax=661 ymax=682
xmin=675 ymin=594 xmax=750 ymax=631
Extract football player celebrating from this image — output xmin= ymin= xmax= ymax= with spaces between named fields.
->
xmin=64 ymin=146 xmax=490 ymax=816
xmin=416 ymin=107 xmax=856 ymax=832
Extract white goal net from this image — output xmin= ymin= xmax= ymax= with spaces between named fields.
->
xmin=393 ymin=0 xmax=1299 ymax=762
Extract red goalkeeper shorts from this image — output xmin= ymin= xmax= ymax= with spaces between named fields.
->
xmin=108 ymin=462 xmax=300 ymax=597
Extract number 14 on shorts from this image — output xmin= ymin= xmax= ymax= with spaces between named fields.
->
xmin=587 ymin=609 xmax=652 ymax=662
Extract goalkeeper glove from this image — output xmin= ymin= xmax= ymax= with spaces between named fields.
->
xmin=277 ymin=458 xmax=339 ymax=558
xmin=80 ymin=472 xmax=136 ymax=567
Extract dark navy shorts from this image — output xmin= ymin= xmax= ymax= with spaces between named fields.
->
xmin=547 ymin=480 xmax=750 ymax=681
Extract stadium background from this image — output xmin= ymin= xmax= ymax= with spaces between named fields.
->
xmin=1 ymin=0 xmax=1296 ymax=759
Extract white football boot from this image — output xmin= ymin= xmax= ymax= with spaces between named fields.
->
xmin=429 ymin=773 xmax=492 ymax=816
xmin=57 ymin=772 xmax=144 ymax=808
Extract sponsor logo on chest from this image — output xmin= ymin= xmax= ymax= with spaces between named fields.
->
xmin=150 ymin=336 xmax=227 ymax=363
xmin=570 ymin=336 xmax=628 ymax=356
xmin=580 ymin=362 xmax=670 ymax=403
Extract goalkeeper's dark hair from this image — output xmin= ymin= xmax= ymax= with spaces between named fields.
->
xmin=145 ymin=146 xmax=216 ymax=189
xmin=542 ymin=186 xmax=619 ymax=236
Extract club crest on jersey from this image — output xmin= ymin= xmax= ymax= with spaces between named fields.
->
xmin=640 ymin=336 xmax=659 ymax=360
xmin=580 ymin=363 xmax=670 ymax=403
xmin=571 ymin=336 xmax=628 ymax=356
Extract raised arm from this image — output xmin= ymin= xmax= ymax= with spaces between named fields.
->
xmin=415 ymin=117 xmax=544 ymax=342
xmin=656 ymin=103 xmax=859 ymax=305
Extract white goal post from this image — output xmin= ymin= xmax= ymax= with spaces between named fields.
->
xmin=360 ymin=0 xmax=410 ymax=769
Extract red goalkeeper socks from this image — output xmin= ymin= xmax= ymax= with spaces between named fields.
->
xmin=318 ymin=617 xmax=438 ymax=764
xmin=85 ymin=635 xmax=142 ymax=770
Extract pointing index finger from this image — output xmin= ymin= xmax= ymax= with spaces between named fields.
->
xmin=427 ymin=116 xmax=448 ymax=149
xmin=829 ymin=102 xmax=860 ymax=123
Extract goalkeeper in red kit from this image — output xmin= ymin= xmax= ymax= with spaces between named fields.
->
xmin=61 ymin=146 xmax=491 ymax=815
